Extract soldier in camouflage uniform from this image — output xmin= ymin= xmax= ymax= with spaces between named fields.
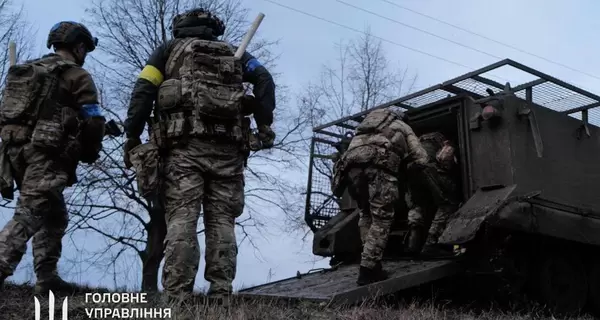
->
xmin=0 ymin=21 xmax=105 ymax=294
xmin=123 ymin=8 xmax=276 ymax=303
xmin=331 ymin=107 xmax=430 ymax=285
xmin=406 ymin=132 xmax=460 ymax=257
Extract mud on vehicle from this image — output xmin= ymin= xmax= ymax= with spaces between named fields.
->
xmin=240 ymin=59 xmax=600 ymax=316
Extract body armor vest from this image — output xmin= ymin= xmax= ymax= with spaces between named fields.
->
xmin=343 ymin=108 xmax=411 ymax=173
xmin=154 ymin=37 xmax=246 ymax=143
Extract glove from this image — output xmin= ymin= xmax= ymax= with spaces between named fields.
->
xmin=123 ymin=137 xmax=142 ymax=169
xmin=257 ymin=124 xmax=275 ymax=149
xmin=79 ymin=116 xmax=106 ymax=164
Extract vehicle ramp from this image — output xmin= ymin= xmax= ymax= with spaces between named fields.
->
xmin=238 ymin=259 xmax=462 ymax=305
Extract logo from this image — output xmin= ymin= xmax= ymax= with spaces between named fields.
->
xmin=34 ymin=290 xmax=68 ymax=320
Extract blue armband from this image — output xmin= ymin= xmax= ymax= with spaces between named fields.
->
xmin=81 ymin=104 xmax=103 ymax=119
xmin=245 ymin=58 xmax=263 ymax=73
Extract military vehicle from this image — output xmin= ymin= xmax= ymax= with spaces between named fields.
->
xmin=239 ymin=59 xmax=600 ymax=315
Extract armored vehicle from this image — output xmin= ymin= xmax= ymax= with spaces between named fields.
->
xmin=240 ymin=59 xmax=600 ymax=315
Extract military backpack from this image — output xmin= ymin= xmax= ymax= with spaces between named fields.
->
xmin=0 ymin=57 xmax=77 ymax=147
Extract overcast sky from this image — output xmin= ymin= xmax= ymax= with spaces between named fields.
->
xmin=2 ymin=0 xmax=600 ymax=292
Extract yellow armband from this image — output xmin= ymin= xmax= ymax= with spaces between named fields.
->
xmin=139 ymin=65 xmax=164 ymax=86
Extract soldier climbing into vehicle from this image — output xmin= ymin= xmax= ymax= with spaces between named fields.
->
xmin=406 ymin=131 xmax=461 ymax=257
xmin=331 ymin=107 xmax=433 ymax=286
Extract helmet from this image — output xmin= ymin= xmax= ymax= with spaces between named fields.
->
xmin=171 ymin=8 xmax=225 ymax=38
xmin=46 ymin=21 xmax=98 ymax=52
xmin=387 ymin=106 xmax=407 ymax=120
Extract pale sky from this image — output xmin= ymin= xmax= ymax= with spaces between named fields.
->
xmin=3 ymin=0 xmax=600 ymax=292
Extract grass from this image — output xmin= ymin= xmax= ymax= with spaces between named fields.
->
xmin=0 ymin=282 xmax=596 ymax=320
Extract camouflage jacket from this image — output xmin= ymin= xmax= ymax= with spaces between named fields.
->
xmin=331 ymin=109 xmax=429 ymax=196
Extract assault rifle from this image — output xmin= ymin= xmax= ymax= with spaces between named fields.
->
xmin=104 ymin=119 xmax=123 ymax=137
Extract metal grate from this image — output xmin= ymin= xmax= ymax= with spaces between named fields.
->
xmin=305 ymin=59 xmax=600 ymax=231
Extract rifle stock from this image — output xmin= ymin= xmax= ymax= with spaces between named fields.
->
xmin=104 ymin=119 xmax=123 ymax=137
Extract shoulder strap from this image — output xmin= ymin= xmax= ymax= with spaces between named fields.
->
xmin=39 ymin=58 xmax=77 ymax=74
xmin=224 ymin=42 xmax=236 ymax=55
xmin=166 ymin=37 xmax=196 ymax=78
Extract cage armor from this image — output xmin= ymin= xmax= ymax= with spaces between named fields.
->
xmin=152 ymin=36 xmax=246 ymax=148
xmin=0 ymin=55 xmax=80 ymax=148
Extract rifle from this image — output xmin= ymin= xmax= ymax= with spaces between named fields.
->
xmin=104 ymin=119 xmax=123 ymax=137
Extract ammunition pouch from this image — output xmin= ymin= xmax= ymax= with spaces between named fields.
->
xmin=150 ymin=111 xmax=244 ymax=147
xmin=157 ymin=79 xmax=182 ymax=112
xmin=149 ymin=116 xmax=165 ymax=149
xmin=31 ymin=106 xmax=78 ymax=150
xmin=0 ymin=124 xmax=32 ymax=145
xmin=129 ymin=142 xmax=161 ymax=199
xmin=372 ymin=149 xmax=402 ymax=175
xmin=241 ymin=116 xmax=251 ymax=151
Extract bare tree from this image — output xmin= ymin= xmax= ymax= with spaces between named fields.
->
xmin=0 ymin=0 xmax=35 ymax=86
xmin=64 ymin=0 xmax=309 ymax=291
xmin=299 ymin=29 xmax=418 ymax=231
xmin=305 ymin=28 xmax=418 ymax=129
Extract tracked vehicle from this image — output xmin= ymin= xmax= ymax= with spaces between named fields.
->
xmin=240 ymin=59 xmax=600 ymax=314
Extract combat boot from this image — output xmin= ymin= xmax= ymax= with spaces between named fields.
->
xmin=356 ymin=262 xmax=388 ymax=286
xmin=420 ymin=243 xmax=456 ymax=259
xmin=207 ymin=293 xmax=231 ymax=309
xmin=406 ymin=227 xmax=425 ymax=256
xmin=34 ymin=276 xmax=81 ymax=296
xmin=165 ymin=293 xmax=196 ymax=319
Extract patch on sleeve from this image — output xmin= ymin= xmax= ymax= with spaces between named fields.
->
xmin=139 ymin=65 xmax=164 ymax=86
xmin=245 ymin=58 xmax=263 ymax=73
xmin=81 ymin=104 xmax=103 ymax=118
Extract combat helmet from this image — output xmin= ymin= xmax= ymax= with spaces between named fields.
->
xmin=46 ymin=21 xmax=98 ymax=52
xmin=171 ymin=8 xmax=225 ymax=38
xmin=388 ymin=106 xmax=407 ymax=121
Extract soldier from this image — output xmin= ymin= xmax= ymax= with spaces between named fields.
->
xmin=406 ymin=132 xmax=460 ymax=257
xmin=0 ymin=21 xmax=105 ymax=294
xmin=123 ymin=8 xmax=276 ymax=304
xmin=331 ymin=107 xmax=430 ymax=285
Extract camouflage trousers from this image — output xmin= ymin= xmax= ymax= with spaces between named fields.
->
xmin=406 ymin=170 xmax=458 ymax=246
xmin=0 ymin=143 xmax=72 ymax=281
xmin=161 ymin=138 xmax=245 ymax=298
xmin=346 ymin=167 xmax=399 ymax=269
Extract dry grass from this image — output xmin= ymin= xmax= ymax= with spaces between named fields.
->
xmin=0 ymin=282 xmax=595 ymax=320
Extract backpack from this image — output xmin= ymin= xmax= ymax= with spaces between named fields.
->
xmin=0 ymin=57 xmax=74 ymax=127
xmin=354 ymin=109 xmax=397 ymax=136
xmin=177 ymin=39 xmax=245 ymax=120
xmin=419 ymin=132 xmax=446 ymax=160
xmin=0 ymin=57 xmax=76 ymax=146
